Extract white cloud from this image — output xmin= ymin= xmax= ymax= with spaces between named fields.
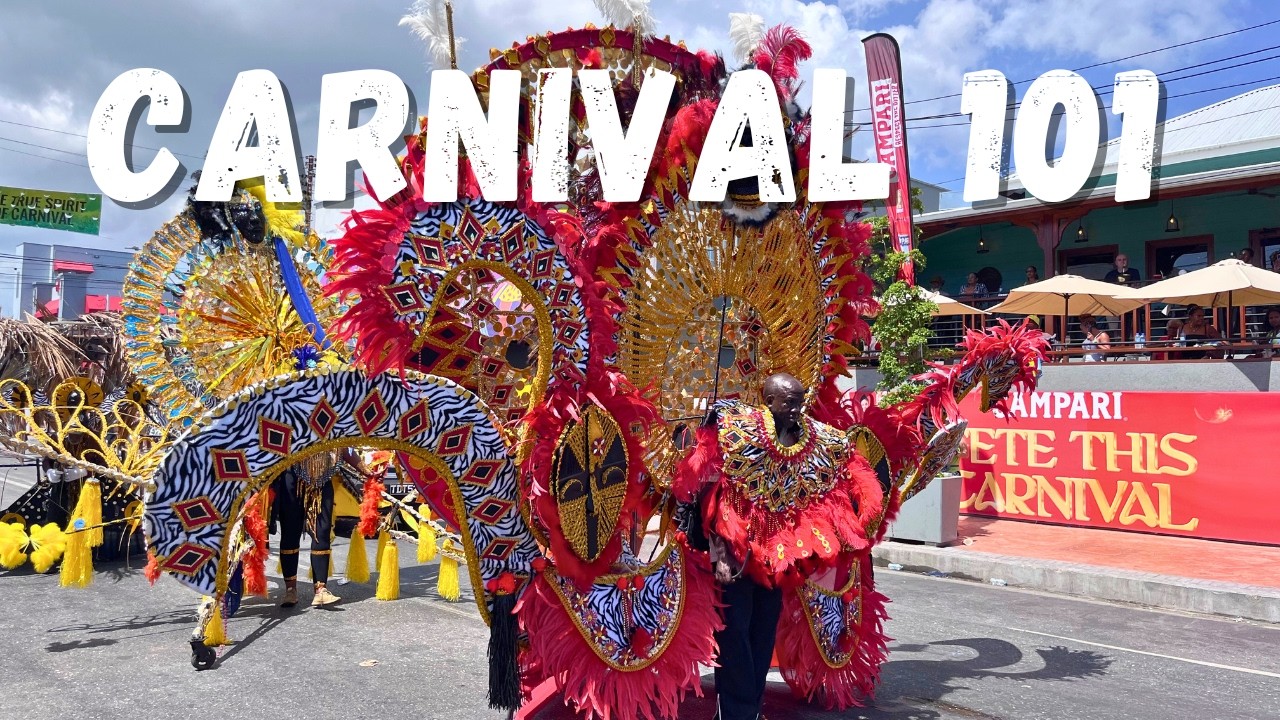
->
xmin=989 ymin=0 xmax=1241 ymax=63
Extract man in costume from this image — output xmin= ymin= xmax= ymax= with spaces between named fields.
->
xmin=684 ymin=373 xmax=881 ymax=720
xmin=273 ymin=454 xmax=340 ymax=608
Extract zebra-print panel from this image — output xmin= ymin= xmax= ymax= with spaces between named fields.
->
xmin=795 ymin=564 xmax=863 ymax=667
xmin=145 ymin=368 xmax=538 ymax=618
xmin=542 ymin=546 xmax=686 ymax=668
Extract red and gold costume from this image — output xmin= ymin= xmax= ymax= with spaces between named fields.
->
xmin=677 ymin=403 xmax=884 ymax=589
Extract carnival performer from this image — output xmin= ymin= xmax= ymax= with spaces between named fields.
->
xmin=273 ymin=452 xmax=343 ymax=608
xmin=678 ymin=373 xmax=882 ymax=720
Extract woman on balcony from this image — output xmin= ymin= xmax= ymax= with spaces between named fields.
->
xmin=1181 ymin=305 xmax=1220 ymax=359
xmin=1079 ymin=314 xmax=1110 ymax=362
xmin=959 ymin=272 xmax=988 ymax=298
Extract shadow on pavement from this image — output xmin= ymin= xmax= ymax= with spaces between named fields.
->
xmin=532 ymin=636 xmax=1112 ymax=719
xmin=875 ymin=637 xmax=1113 ymax=716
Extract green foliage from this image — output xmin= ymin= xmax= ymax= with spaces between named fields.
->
xmin=863 ymin=188 xmax=935 ymax=402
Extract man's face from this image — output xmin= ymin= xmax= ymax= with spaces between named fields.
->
xmin=1268 ymin=311 xmax=1280 ymax=329
xmin=764 ymin=386 xmax=804 ymax=431
xmin=1115 ymin=255 xmax=1128 ymax=270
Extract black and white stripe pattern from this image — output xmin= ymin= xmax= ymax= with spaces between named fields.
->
xmin=146 ymin=368 xmax=538 ymax=615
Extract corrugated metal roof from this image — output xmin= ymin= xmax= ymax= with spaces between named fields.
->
xmin=1100 ymin=83 xmax=1280 ymax=165
xmin=1002 ymin=84 xmax=1280 ymax=187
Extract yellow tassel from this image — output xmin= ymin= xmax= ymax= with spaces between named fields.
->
xmin=345 ymin=531 xmax=369 ymax=583
xmin=27 ymin=523 xmax=66 ymax=572
xmin=203 ymin=601 xmax=229 ymax=646
xmin=0 ymin=522 xmax=29 ymax=569
xmin=417 ymin=506 xmax=437 ymax=563
xmin=75 ymin=480 xmax=103 ymax=548
xmin=376 ymin=529 xmax=389 ymax=568
xmin=375 ymin=538 xmax=400 ymax=601
xmin=438 ymin=545 xmax=460 ymax=602
xmin=59 ymin=528 xmax=93 ymax=588
xmin=276 ymin=557 xmax=282 ymax=575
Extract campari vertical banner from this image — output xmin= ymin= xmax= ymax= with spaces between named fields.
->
xmin=862 ymin=33 xmax=916 ymax=284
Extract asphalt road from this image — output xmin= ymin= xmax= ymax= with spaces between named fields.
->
xmin=1 ymin=475 xmax=1277 ymax=719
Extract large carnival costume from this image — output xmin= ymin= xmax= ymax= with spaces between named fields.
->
xmin=0 ymin=0 xmax=1050 ymax=717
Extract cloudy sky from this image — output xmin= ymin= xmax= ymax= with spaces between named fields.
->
xmin=0 ymin=0 xmax=1269 ymax=310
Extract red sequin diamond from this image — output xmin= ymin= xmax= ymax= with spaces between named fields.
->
xmin=460 ymin=459 xmax=503 ymax=487
xmin=481 ymin=537 xmax=518 ymax=562
xmin=309 ymin=398 xmax=338 ymax=438
xmin=258 ymin=417 xmax=293 ymax=456
xmin=399 ymin=399 xmax=432 ymax=440
xmin=436 ymin=425 xmax=473 ymax=457
xmin=172 ymin=496 xmax=222 ymax=531
xmin=381 ymin=282 xmax=430 ymax=315
xmin=211 ymin=449 xmax=251 ymax=482
xmin=354 ymin=389 xmax=390 ymax=435
xmin=471 ymin=497 xmax=515 ymax=525
xmin=161 ymin=542 xmax=217 ymax=577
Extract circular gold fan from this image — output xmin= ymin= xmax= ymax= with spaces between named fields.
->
xmin=123 ymin=213 xmax=340 ymax=421
xmin=616 ymin=203 xmax=825 ymax=486
xmin=178 ymin=250 xmax=335 ymax=398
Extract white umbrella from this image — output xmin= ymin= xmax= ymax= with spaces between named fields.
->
xmin=986 ymin=274 xmax=1146 ymax=319
xmin=1117 ymin=259 xmax=1280 ymax=341
xmin=922 ymin=290 xmax=988 ymax=317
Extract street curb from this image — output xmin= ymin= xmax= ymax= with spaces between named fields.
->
xmin=871 ymin=541 xmax=1280 ymax=624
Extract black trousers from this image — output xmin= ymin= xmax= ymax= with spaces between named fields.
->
xmin=714 ymin=576 xmax=783 ymax=720
xmin=274 ymin=471 xmax=333 ymax=584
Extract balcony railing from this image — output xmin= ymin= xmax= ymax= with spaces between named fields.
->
xmin=858 ymin=282 xmax=1280 ymax=366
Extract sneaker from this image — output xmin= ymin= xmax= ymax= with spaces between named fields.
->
xmin=280 ymin=587 xmax=298 ymax=608
xmin=312 ymin=586 xmax=340 ymax=607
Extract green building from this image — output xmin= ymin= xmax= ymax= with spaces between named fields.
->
xmin=917 ymin=85 xmax=1280 ymax=297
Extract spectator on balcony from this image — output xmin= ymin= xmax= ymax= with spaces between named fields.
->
xmin=1239 ymin=247 xmax=1256 ymax=266
xmin=928 ymin=276 xmax=944 ymax=293
xmin=1152 ymin=319 xmax=1184 ymax=361
xmin=1270 ymin=251 xmax=1280 ymax=273
xmin=1078 ymin=314 xmax=1110 ymax=362
xmin=1181 ymin=304 xmax=1220 ymax=359
xmin=958 ymin=272 xmax=988 ymax=298
xmin=1253 ymin=308 xmax=1280 ymax=357
xmin=1104 ymin=254 xmax=1141 ymax=285
xmin=1023 ymin=266 xmax=1041 ymax=286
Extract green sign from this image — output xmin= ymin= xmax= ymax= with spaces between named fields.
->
xmin=0 ymin=186 xmax=101 ymax=235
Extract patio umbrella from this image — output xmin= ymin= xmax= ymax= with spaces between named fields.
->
xmin=986 ymin=274 xmax=1146 ymax=318
xmin=1117 ymin=258 xmax=1280 ymax=340
xmin=922 ymin=290 xmax=988 ymax=317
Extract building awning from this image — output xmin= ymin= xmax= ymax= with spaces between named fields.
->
xmin=917 ymin=160 xmax=1280 ymax=236
xmin=53 ymin=260 xmax=94 ymax=273
xmin=37 ymin=295 xmax=121 ymax=317
xmin=84 ymin=295 xmax=122 ymax=312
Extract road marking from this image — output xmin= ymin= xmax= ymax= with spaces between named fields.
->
xmin=1012 ymin=628 xmax=1280 ymax=679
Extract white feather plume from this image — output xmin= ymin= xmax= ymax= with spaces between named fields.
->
xmin=400 ymin=0 xmax=466 ymax=70
xmin=592 ymin=0 xmax=657 ymax=36
xmin=729 ymin=12 xmax=765 ymax=64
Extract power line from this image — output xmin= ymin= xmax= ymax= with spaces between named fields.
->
xmin=0 ymin=136 xmax=88 ymax=159
xmin=849 ymin=46 xmax=1280 ymax=127
xmin=846 ymin=16 xmax=1280 ymax=113
xmin=899 ymin=80 xmax=1280 ymax=133
xmin=0 ymin=118 xmax=207 ymax=161
xmin=0 ymin=145 xmax=89 ymax=169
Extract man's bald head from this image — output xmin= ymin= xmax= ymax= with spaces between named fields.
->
xmin=762 ymin=373 xmax=804 ymax=400
xmin=762 ymin=373 xmax=805 ymax=435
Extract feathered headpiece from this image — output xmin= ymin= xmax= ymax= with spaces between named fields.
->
xmin=728 ymin=13 xmax=765 ymax=65
xmin=592 ymin=0 xmax=656 ymax=36
xmin=400 ymin=0 xmax=465 ymax=69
